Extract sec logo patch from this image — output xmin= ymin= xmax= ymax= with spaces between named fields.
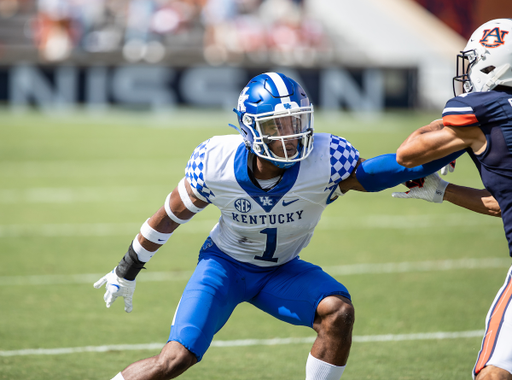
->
xmin=234 ymin=198 xmax=252 ymax=213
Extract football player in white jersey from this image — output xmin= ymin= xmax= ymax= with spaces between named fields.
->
xmin=95 ymin=72 xmax=490 ymax=380
xmin=392 ymin=18 xmax=512 ymax=380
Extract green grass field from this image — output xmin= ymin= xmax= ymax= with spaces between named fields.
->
xmin=1 ymin=107 xmax=510 ymax=380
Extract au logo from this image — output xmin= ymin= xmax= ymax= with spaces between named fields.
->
xmin=234 ymin=198 xmax=252 ymax=213
xmin=480 ymin=27 xmax=509 ymax=48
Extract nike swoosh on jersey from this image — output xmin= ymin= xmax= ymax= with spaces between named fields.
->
xmin=282 ymin=199 xmax=299 ymax=206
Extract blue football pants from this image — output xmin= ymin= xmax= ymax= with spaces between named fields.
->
xmin=168 ymin=238 xmax=351 ymax=361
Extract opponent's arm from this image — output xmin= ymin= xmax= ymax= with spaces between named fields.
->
xmin=94 ymin=178 xmax=208 ymax=312
xmin=399 ymin=119 xmax=444 ymax=149
xmin=444 ymin=184 xmax=501 ymax=217
xmin=392 ymin=173 xmax=501 ymax=217
xmin=396 ymin=121 xmax=486 ymax=168
xmin=400 ymin=120 xmax=458 ymax=176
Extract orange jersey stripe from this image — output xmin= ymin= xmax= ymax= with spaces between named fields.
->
xmin=443 ymin=114 xmax=479 ymax=127
xmin=474 ymin=275 xmax=512 ymax=374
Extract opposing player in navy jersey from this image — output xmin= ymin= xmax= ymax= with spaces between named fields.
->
xmin=393 ymin=18 xmax=512 ymax=380
xmin=94 ymin=72 xmax=486 ymax=380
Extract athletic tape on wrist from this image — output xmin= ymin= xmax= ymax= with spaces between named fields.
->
xmin=116 ymin=242 xmax=146 ymax=281
xmin=132 ymin=234 xmax=158 ymax=262
xmin=178 ymin=177 xmax=204 ymax=214
xmin=140 ymin=219 xmax=172 ymax=244
xmin=164 ymin=192 xmax=192 ymax=224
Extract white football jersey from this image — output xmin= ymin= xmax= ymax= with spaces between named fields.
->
xmin=185 ymin=133 xmax=359 ymax=267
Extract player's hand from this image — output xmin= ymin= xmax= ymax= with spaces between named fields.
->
xmin=392 ymin=173 xmax=449 ymax=203
xmin=440 ymin=160 xmax=456 ymax=175
xmin=93 ymin=268 xmax=136 ymax=313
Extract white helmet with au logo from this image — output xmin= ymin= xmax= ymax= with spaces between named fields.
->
xmin=231 ymin=72 xmax=314 ymax=169
xmin=454 ymin=18 xmax=512 ymax=95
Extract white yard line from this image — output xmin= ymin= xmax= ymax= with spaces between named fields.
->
xmin=0 ymin=213 xmax=502 ymax=238
xmin=0 ymin=330 xmax=485 ymax=357
xmin=0 ymin=258 xmax=509 ymax=286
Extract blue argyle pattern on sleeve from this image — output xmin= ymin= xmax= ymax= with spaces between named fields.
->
xmin=327 ymin=135 xmax=360 ymax=190
xmin=185 ymin=140 xmax=214 ymax=203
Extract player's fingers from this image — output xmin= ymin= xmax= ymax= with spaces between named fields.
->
xmin=105 ymin=292 xmax=118 ymax=308
xmin=104 ymin=284 xmax=120 ymax=305
xmin=93 ymin=275 xmax=108 ymax=289
xmin=124 ymin=297 xmax=133 ymax=313
xmin=440 ymin=166 xmax=448 ymax=176
xmin=391 ymin=192 xmax=411 ymax=199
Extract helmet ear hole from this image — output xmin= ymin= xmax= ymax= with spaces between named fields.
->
xmin=481 ymin=65 xmax=496 ymax=74
xmin=242 ymin=114 xmax=253 ymax=127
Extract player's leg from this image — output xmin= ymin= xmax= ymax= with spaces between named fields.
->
xmin=111 ymin=341 xmax=197 ymax=380
xmin=474 ymin=265 xmax=512 ymax=380
xmin=111 ymin=245 xmax=246 ymax=380
xmin=311 ymin=294 xmax=354 ymax=366
xmin=250 ymin=258 xmax=353 ymax=380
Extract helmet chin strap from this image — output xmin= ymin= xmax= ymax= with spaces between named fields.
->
xmin=265 ymin=147 xmax=301 ymax=169
xmin=482 ymin=64 xmax=512 ymax=91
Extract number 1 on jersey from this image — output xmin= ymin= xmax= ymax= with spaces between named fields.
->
xmin=255 ymin=228 xmax=278 ymax=262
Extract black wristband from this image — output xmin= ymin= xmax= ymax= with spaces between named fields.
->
xmin=115 ymin=242 xmax=146 ymax=281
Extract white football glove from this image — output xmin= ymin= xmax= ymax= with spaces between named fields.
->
xmin=392 ymin=172 xmax=449 ymax=203
xmin=440 ymin=160 xmax=456 ymax=175
xmin=93 ymin=268 xmax=136 ymax=313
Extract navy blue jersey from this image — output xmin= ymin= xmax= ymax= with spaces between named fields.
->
xmin=442 ymin=89 xmax=512 ymax=255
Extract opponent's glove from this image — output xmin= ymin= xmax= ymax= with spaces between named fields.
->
xmin=391 ymin=172 xmax=449 ymax=203
xmin=93 ymin=268 xmax=136 ymax=313
xmin=440 ymin=160 xmax=456 ymax=175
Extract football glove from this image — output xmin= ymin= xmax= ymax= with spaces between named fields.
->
xmin=391 ymin=172 xmax=448 ymax=203
xmin=94 ymin=268 xmax=136 ymax=313
xmin=440 ymin=160 xmax=456 ymax=175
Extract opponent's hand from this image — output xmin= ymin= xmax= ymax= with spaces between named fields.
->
xmin=440 ymin=160 xmax=456 ymax=175
xmin=392 ymin=173 xmax=449 ymax=203
xmin=93 ymin=268 xmax=136 ymax=313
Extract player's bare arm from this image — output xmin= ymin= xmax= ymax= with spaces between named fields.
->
xmin=397 ymin=124 xmax=487 ymax=168
xmin=94 ymin=177 xmax=208 ymax=313
xmin=400 ymin=119 xmax=444 ymax=147
xmin=444 ymin=184 xmax=501 ymax=217
xmin=392 ymin=172 xmax=501 ymax=217
xmin=139 ymin=180 xmax=209 ymax=252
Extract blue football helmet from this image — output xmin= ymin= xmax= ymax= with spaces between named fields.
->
xmin=232 ymin=72 xmax=314 ymax=169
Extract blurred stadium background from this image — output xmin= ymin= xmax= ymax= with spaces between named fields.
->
xmin=0 ymin=0 xmax=511 ymax=113
xmin=2 ymin=2 xmax=512 ymax=380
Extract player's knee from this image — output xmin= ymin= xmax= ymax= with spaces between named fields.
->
xmin=317 ymin=295 xmax=355 ymax=334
